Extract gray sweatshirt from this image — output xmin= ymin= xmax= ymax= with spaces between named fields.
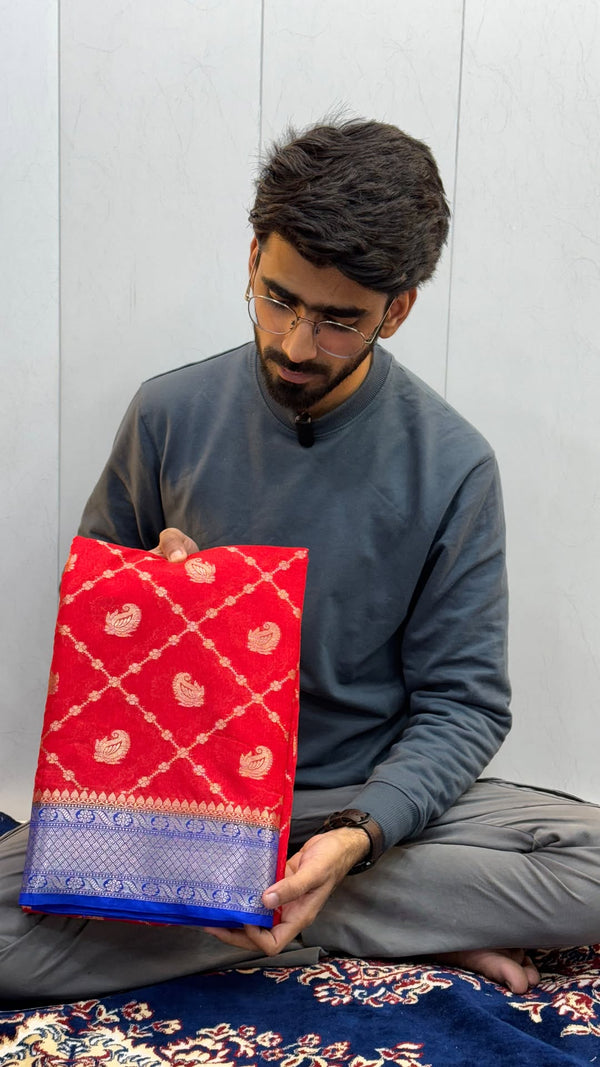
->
xmin=80 ymin=342 xmax=511 ymax=850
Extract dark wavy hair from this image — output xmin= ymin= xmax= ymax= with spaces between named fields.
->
xmin=250 ymin=118 xmax=450 ymax=296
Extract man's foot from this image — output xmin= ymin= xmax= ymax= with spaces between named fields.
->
xmin=434 ymin=948 xmax=541 ymax=993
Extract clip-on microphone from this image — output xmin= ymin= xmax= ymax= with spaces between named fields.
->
xmin=294 ymin=411 xmax=314 ymax=448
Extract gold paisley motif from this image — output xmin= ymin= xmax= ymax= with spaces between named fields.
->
xmin=172 ymin=672 xmax=205 ymax=707
xmin=247 ymin=621 xmax=281 ymax=655
xmin=64 ymin=552 xmax=77 ymax=572
xmin=47 ymin=671 xmax=59 ymax=696
xmin=184 ymin=558 xmax=216 ymax=583
xmin=239 ymin=745 xmax=273 ymax=779
xmin=104 ymin=603 xmax=142 ymax=637
xmin=94 ymin=729 xmax=131 ymax=764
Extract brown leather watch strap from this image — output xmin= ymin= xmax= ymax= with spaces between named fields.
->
xmin=317 ymin=808 xmax=385 ymax=874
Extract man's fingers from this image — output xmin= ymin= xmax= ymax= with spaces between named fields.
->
xmin=202 ymin=925 xmax=264 ymax=952
xmin=203 ymin=924 xmax=279 ymax=954
xmin=262 ymin=867 xmax=322 ymax=909
xmin=240 ymin=919 xmax=302 ymax=957
xmin=261 ymin=836 xmax=353 ymax=909
xmin=151 ymin=527 xmax=199 ymax=562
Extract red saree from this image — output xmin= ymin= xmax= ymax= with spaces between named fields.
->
xmin=20 ymin=536 xmax=308 ymax=928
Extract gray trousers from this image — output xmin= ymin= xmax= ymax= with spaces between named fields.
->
xmin=1 ymin=779 xmax=600 ymax=1004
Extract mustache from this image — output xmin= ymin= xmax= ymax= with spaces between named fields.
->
xmin=262 ymin=346 xmax=328 ymax=376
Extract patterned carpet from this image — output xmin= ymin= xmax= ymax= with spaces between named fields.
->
xmin=1 ymin=946 xmax=599 ymax=1066
xmin=1 ymin=817 xmax=599 ymax=1063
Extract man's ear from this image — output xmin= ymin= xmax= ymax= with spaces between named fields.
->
xmin=379 ymin=288 xmax=418 ymax=338
xmin=248 ymin=236 xmax=259 ymax=275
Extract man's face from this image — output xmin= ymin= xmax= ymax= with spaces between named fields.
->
xmin=249 ymin=235 xmax=409 ymax=417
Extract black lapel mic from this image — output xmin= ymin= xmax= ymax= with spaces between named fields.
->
xmin=294 ymin=411 xmax=314 ymax=448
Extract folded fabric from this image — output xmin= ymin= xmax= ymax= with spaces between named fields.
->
xmin=20 ymin=536 xmax=308 ymax=928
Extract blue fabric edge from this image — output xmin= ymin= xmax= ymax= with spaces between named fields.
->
xmin=19 ymin=892 xmax=274 ymax=929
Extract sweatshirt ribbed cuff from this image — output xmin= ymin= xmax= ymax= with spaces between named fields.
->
xmin=349 ymin=782 xmax=421 ymax=852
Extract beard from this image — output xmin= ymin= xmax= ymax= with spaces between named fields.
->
xmin=255 ymin=333 xmax=373 ymax=413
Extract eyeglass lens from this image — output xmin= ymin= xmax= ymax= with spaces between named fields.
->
xmin=248 ymin=296 xmax=365 ymax=359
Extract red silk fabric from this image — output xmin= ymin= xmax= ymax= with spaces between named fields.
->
xmin=22 ymin=537 xmax=308 ymax=926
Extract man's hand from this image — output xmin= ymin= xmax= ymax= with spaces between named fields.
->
xmin=151 ymin=527 xmax=199 ymax=562
xmin=203 ymin=827 xmax=370 ymax=956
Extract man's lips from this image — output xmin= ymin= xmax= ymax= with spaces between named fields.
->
xmin=262 ymin=346 xmax=328 ymax=384
xmin=274 ymin=364 xmax=323 ymax=384
xmin=276 ymin=366 xmax=317 ymax=384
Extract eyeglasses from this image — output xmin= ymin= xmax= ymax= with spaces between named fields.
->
xmin=244 ymin=281 xmax=391 ymax=360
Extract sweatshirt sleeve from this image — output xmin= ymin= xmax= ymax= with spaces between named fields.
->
xmin=351 ymin=455 xmax=511 ymax=850
xmin=78 ymin=389 xmax=166 ymax=550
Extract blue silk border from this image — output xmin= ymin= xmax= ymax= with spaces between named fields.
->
xmin=20 ymin=803 xmax=280 ymax=928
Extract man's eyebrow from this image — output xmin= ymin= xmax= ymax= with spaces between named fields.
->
xmin=260 ymin=274 xmax=368 ymax=319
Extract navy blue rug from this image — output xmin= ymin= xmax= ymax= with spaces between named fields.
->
xmin=1 ymin=946 xmax=599 ymax=1065
xmin=0 ymin=814 xmax=18 ymax=838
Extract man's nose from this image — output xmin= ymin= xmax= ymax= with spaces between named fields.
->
xmin=281 ymin=317 xmax=319 ymax=363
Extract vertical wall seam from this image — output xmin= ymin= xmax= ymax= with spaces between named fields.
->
xmin=258 ymin=0 xmax=265 ymax=154
xmin=57 ymin=0 xmax=62 ymax=582
xmin=444 ymin=0 xmax=467 ymax=400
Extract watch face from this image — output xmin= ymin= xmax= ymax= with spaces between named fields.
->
xmin=320 ymin=810 xmax=383 ymax=874
xmin=327 ymin=809 xmax=370 ymax=829
xmin=345 ymin=809 xmax=369 ymax=823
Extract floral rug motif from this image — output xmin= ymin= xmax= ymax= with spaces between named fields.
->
xmin=1 ymin=946 xmax=599 ymax=1066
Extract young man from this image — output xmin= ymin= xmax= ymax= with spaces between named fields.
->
xmin=1 ymin=119 xmax=599 ymax=1004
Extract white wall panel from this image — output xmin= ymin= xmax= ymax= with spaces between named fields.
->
xmin=5 ymin=0 xmax=599 ymax=820
xmin=59 ymin=0 xmax=263 ymax=559
xmin=447 ymin=1 xmax=600 ymax=798
xmin=261 ymin=0 xmax=465 ymax=395
xmin=0 ymin=2 xmax=59 ymax=817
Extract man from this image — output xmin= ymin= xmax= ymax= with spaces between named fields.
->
xmin=1 ymin=119 xmax=599 ymax=1004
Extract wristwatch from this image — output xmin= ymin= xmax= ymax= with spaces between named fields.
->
xmin=317 ymin=808 xmax=385 ymax=875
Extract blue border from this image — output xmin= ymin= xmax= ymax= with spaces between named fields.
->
xmin=19 ymin=892 xmax=273 ymax=928
xmin=21 ymin=802 xmax=280 ymax=928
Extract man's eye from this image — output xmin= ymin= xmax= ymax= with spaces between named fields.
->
xmin=325 ymin=321 xmax=355 ymax=333
xmin=267 ymin=291 xmax=291 ymax=307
